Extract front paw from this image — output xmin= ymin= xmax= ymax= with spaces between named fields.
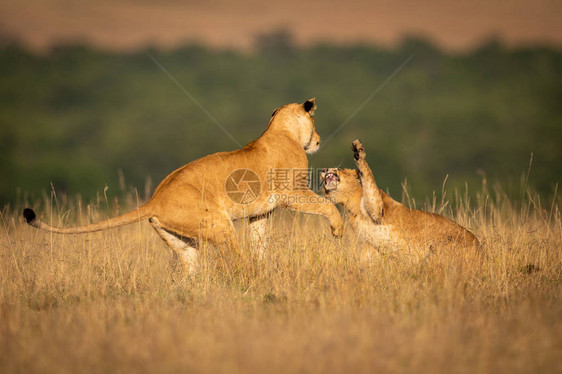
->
xmin=351 ymin=139 xmax=366 ymax=161
xmin=331 ymin=223 xmax=343 ymax=237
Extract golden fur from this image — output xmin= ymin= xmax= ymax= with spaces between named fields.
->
xmin=321 ymin=140 xmax=479 ymax=260
xmin=24 ymin=99 xmax=343 ymax=272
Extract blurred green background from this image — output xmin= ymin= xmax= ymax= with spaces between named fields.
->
xmin=1 ymin=32 xmax=560 ymax=205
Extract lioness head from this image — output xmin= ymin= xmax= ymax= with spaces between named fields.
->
xmin=270 ymin=98 xmax=321 ymax=154
xmin=320 ymin=168 xmax=362 ymax=202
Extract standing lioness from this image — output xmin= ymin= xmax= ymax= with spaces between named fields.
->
xmin=321 ymin=140 xmax=478 ymax=260
xmin=24 ymin=99 xmax=343 ymax=271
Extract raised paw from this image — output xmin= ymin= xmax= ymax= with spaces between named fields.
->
xmin=351 ymin=139 xmax=366 ymax=161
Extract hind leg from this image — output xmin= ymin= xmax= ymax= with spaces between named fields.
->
xmin=149 ymin=217 xmax=199 ymax=273
xmin=204 ymin=217 xmax=241 ymax=256
xmin=155 ymin=212 xmax=241 ymax=258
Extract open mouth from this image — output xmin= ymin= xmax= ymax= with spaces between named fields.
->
xmin=322 ymin=171 xmax=340 ymax=191
xmin=323 ymin=172 xmax=340 ymax=184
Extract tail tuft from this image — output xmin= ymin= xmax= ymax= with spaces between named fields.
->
xmin=23 ymin=208 xmax=36 ymax=224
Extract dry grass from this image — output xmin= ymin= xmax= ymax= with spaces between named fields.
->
xmin=1 ymin=184 xmax=561 ymax=373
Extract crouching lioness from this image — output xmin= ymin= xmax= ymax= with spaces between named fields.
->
xmin=321 ymin=140 xmax=479 ymax=260
xmin=24 ymin=99 xmax=343 ymax=272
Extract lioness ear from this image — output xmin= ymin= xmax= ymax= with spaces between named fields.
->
xmin=271 ymin=108 xmax=280 ymax=117
xmin=303 ymin=98 xmax=316 ymax=115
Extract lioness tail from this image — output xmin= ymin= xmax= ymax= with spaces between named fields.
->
xmin=23 ymin=205 xmax=152 ymax=234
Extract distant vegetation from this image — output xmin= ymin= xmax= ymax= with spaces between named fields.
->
xmin=1 ymin=33 xmax=560 ymax=205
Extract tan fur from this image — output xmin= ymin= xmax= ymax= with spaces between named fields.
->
xmin=321 ymin=140 xmax=479 ymax=260
xmin=24 ymin=99 xmax=343 ymax=271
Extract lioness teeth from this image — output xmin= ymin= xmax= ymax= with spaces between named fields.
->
xmin=324 ymin=172 xmax=339 ymax=184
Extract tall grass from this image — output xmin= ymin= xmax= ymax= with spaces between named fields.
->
xmin=0 ymin=181 xmax=560 ymax=373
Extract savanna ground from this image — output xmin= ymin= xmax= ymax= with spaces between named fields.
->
xmin=1 ymin=182 xmax=561 ymax=373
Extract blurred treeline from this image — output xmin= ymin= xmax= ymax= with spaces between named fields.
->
xmin=1 ymin=32 xmax=561 ymax=205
